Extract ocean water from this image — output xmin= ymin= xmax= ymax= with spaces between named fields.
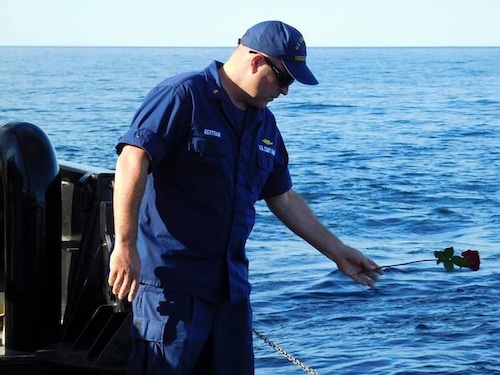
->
xmin=1 ymin=46 xmax=499 ymax=374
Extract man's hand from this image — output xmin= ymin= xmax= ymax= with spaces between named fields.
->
xmin=332 ymin=244 xmax=383 ymax=288
xmin=108 ymin=243 xmax=141 ymax=302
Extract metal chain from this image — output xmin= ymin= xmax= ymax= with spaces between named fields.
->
xmin=252 ymin=328 xmax=319 ymax=375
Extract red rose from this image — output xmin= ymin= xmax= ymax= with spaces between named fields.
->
xmin=461 ymin=249 xmax=480 ymax=271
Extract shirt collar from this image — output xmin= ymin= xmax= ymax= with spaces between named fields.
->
xmin=204 ymin=60 xmax=264 ymax=124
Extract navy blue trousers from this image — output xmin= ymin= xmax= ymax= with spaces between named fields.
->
xmin=127 ymin=285 xmax=254 ymax=374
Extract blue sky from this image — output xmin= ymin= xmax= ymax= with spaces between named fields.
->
xmin=1 ymin=0 xmax=499 ymax=47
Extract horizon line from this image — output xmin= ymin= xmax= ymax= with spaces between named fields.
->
xmin=1 ymin=44 xmax=499 ymax=48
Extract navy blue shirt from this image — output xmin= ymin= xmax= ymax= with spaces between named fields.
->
xmin=117 ymin=61 xmax=292 ymax=302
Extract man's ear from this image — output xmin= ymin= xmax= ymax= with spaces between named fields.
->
xmin=249 ymin=53 xmax=264 ymax=73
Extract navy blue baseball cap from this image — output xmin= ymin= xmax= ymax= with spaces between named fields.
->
xmin=239 ymin=21 xmax=318 ymax=85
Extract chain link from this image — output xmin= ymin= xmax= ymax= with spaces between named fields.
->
xmin=253 ymin=328 xmax=319 ymax=375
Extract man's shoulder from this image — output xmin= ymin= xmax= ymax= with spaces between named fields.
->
xmin=157 ymin=61 xmax=219 ymax=89
xmin=156 ymin=69 xmax=206 ymax=90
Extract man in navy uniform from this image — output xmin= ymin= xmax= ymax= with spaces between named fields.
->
xmin=109 ymin=20 xmax=382 ymax=374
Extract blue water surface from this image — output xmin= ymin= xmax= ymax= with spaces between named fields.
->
xmin=1 ymin=46 xmax=499 ymax=374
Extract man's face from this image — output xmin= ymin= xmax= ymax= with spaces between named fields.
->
xmin=244 ymin=54 xmax=293 ymax=109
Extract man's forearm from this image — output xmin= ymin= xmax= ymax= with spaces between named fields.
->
xmin=113 ymin=145 xmax=149 ymax=246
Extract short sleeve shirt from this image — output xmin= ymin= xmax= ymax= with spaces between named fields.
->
xmin=116 ymin=61 xmax=292 ymax=302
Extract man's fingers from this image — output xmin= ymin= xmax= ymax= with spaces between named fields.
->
xmin=351 ymin=268 xmax=379 ymax=288
xmin=113 ymin=273 xmax=139 ymax=302
xmin=365 ymin=269 xmax=380 ymax=281
xmin=109 ymin=271 xmax=127 ymax=299
xmin=117 ymin=275 xmax=132 ymax=300
xmin=108 ymin=271 xmax=117 ymax=287
xmin=364 ymin=258 xmax=384 ymax=275
xmin=128 ymin=279 xmax=139 ymax=302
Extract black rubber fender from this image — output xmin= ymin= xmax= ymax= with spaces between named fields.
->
xmin=0 ymin=121 xmax=62 ymax=352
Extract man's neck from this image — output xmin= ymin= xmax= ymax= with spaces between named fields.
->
xmin=218 ymin=64 xmax=249 ymax=110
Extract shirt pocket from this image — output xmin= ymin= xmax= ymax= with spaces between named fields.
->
xmin=187 ymin=125 xmax=228 ymax=157
xmin=247 ymin=152 xmax=275 ymax=199
xmin=257 ymin=152 xmax=274 ymax=172
xmin=185 ymin=126 xmax=230 ymax=180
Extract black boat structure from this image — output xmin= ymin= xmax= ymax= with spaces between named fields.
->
xmin=0 ymin=121 xmax=129 ymax=374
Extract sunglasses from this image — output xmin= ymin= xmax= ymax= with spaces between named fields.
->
xmin=249 ymin=51 xmax=295 ymax=88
